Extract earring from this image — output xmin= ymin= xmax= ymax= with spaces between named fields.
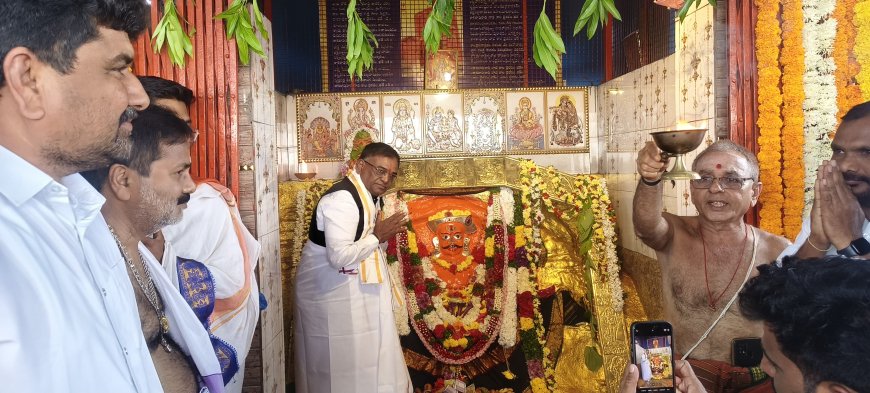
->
xmin=463 ymin=237 xmax=470 ymax=255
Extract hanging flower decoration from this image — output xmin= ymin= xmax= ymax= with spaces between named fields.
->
xmin=779 ymin=0 xmax=805 ymax=239
xmin=833 ymin=0 xmax=863 ymax=122
xmin=517 ymin=162 xmax=555 ymax=392
xmin=802 ymin=0 xmax=838 ymax=211
xmin=754 ymin=0 xmax=785 ymax=235
xmin=856 ymin=1 xmax=870 ymax=101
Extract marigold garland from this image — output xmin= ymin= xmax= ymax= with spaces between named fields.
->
xmin=802 ymin=0 xmax=838 ymax=211
xmin=754 ymin=0 xmax=785 ymax=235
xmin=856 ymin=0 xmax=870 ymax=100
xmin=833 ymin=0 xmax=862 ymax=121
xmin=779 ymin=0 xmax=806 ymax=239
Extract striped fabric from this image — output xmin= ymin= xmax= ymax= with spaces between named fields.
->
xmin=687 ymin=359 xmax=771 ymax=393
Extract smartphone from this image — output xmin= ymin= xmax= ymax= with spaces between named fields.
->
xmin=732 ymin=337 xmax=763 ymax=367
xmin=630 ymin=321 xmax=676 ymax=393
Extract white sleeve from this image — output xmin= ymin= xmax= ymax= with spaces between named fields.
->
xmin=317 ymin=190 xmax=380 ymax=269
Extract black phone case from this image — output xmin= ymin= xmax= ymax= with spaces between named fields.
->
xmin=732 ymin=338 xmax=763 ymax=367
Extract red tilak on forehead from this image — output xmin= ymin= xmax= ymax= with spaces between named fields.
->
xmin=716 ymin=163 xmax=722 ymax=169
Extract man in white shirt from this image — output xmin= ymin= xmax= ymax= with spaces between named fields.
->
xmin=779 ymin=101 xmax=870 ymax=259
xmin=81 ymin=105 xmax=225 ymax=392
xmin=0 ymin=1 xmax=159 ymax=392
xmin=294 ymin=142 xmax=411 ymax=393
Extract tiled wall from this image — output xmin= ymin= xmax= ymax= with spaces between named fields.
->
xmin=598 ymin=4 xmax=718 ymax=258
xmin=244 ymin=16 xmax=286 ymax=393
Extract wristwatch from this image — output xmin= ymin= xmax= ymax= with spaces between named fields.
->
xmin=836 ymin=237 xmax=870 ymax=257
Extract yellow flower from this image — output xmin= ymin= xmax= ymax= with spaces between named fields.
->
xmin=520 ymin=317 xmax=534 ymax=330
xmin=530 ymin=378 xmax=548 ymax=393
xmin=408 ymin=232 xmax=418 ymax=254
xmin=485 ymin=237 xmax=495 ymax=257
xmin=458 ymin=337 xmax=468 ymax=348
xmin=857 ymin=1 xmax=870 ymax=100
xmin=755 ymin=0 xmax=785 ymax=235
xmin=515 ymin=226 xmax=526 ymax=247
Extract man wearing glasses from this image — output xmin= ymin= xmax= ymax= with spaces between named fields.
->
xmin=294 ymin=142 xmax=412 ymax=393
xmin=633 ymin=140 xmax=789 ymax=393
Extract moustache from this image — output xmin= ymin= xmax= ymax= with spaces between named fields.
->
xmin=119 ymin=107 xmax=138 ymax=126
xmin=177 ymin=193 xmax=191 ymax=205
xmin=444 ymin=244 xmax=462 ymax=250
xmin=842 ymin=173 xmax=870 ymax=184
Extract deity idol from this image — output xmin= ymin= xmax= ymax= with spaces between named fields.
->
xmin=427 ymin=211 xmax=480 ymax=316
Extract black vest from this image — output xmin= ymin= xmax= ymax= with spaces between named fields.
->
xmin=308 ymin=177 xmax=378 ymax=247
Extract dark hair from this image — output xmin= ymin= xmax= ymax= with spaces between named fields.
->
xmin=0 ymin=0 xmax=149 ymax=88
xmin=138 ymin=75 xmax=194 ymax=106
xmin=692 ymin=139 xmax=760 ymax=180
xmin=739 ymin=256 xmax=870 ymax=392
xmin=359 ymin=142 xmax=400 ymax=163
xmin=82 ymin=105 xmax=195 ymax=190
xmin=841 ymin=100 xmax=870 ymax=123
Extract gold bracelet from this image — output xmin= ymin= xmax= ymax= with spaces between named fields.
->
xmin=806 ymin=237 xmax=829 ymax=252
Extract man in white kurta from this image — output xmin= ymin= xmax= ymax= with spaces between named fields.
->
xmin=294 ymin=143 xmax=411 ymax=393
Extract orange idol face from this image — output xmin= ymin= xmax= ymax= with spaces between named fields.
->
xmin=436 ymin=221 xmax=466 ymax=259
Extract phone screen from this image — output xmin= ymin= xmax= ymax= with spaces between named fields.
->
xmin=630 ymin=321 xmax=675 ymax=393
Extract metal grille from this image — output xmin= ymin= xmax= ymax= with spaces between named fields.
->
xmin=561 ymin=0 xmax=605 ymax=86
xmin=612 ymin=0 xmax=675 ymax=78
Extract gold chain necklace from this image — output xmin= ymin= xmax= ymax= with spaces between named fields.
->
xmin=108 ymin=225 xmax=172 ymax=352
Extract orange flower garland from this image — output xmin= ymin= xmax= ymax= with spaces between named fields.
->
xmin=779 ymin=0 xmax=805 ymax=240
xmin=856 ymin=1 xmax=870 ymax=100
xmin=754 ymin=0 xmax=784 ymax=235
xmin=834 ymin=0 xmax=862 ymax=122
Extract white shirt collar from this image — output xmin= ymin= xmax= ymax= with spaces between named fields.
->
xmin=0 ymin=145 xmax=105 ymax=224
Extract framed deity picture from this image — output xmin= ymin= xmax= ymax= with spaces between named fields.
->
xmin=425 ymin=50 xmax=458 ymax=90
xmin=382 ymin=94 xmax=424 ymax=156
xmin=422 ymin=92 xmax=464 ymax=155
xmin=463 ymin=91 xmax=505 ymax=154
xmin=341 ymin=96 xmax=381 ymax=161
xmin=298 ymin=95 xmax=343 ymax=162
xmin=506 ymin=91 xmax=546 ymax=153
xmin=545 ymin=89 xmax=590 ymax=152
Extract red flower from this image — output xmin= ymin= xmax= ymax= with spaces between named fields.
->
xmin=517 ymin=292 xmax=535 ymax=317
xmin=414 ymin=283 xmax=426 ymax=293
xmin=452 ymin=328 xmax=463 ymax=340
xmin=386 ymin=239 xmax=397 ymax=256
xmin=433 ymin=325 xmax=446 ymax=339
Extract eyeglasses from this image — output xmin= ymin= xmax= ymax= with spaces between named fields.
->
xmin=360 ymin=159 xmax=398 ymax=181
xmin=690 ymin=176 xmax=754 ymax=190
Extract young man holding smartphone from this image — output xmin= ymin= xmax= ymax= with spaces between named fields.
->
xmin=621 ymin=256 xmax=870 ymax=393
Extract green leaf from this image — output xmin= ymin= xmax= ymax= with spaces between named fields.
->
xmin=586 ymin=10 xmax=599 ymax=39
xmin=584 ymin=345 xmax=604 ymax=372
xmin=602 ymin=0 xmax=622 ymax=22
xmin=578 ymin=0 xmax=598 ymax=23
xmin=253 ymin=0 xmax=269 ymax=41
xmin=237 ymin=34 xmax=250 ymax=65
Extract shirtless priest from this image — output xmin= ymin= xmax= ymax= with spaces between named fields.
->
xmin=632 ymin=140 xmax=788 ymax=393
